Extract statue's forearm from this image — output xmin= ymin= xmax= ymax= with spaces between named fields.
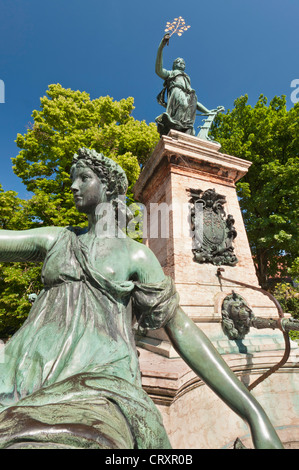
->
xmin=165 ymin=307 xmax=256 ymax=413
xmin=165 ymin=307 xmax=283 ymax=449
xmin=155 ymin=40 xmax=168 ymax=80
xmin=0 ymin=227 xmax=60 ymax=263
xmin=197 ymin=102 xmax=210 ymax=114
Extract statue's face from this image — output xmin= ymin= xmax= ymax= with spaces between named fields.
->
xmin=173 ymin=58 xmax=185 ymax=71
xmin=71 ymin=163 xmax=108 ymax=214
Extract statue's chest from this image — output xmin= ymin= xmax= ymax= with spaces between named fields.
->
xmin=80 ymin=237 xmax=129 ymax=282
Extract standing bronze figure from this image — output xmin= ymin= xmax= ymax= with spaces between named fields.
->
xmin=0 ymin=148 xmax=283 ymax=449
xmin=155 ymin=34 xmax=221 ymax=137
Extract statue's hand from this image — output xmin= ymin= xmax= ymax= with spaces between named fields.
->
xmin=207 ymin=106 xmax=225 ymax=115
xmin=281 ymin=317 xmax=299 ymax=332
xmin=162 ymin=33 xmax=170 ymax=47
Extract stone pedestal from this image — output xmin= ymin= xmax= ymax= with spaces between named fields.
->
xmin=133 ymin=130 xmax=299 ymax=448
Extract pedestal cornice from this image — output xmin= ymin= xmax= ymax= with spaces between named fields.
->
xmin=134 ymin=130 xmax=252 ymax=201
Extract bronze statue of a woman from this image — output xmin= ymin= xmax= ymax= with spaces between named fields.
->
xmin=155 ymin=35 xmax=212 ymax=136
xmin=0 ymin=148 xmax=283 ymax=449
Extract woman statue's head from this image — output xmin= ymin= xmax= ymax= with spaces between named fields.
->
xmin=172 ymin=57 xmax=186 ymax=71
xmin=71 ymin=148 xmax=128 ymax=202
xmin=70 ymin=148 xmax=131 ymax=229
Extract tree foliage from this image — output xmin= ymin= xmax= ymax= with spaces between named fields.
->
xmin=273 ymin=282 xmax=299 ymax=341
xmin=0 ymin=84 xmax=160 ymax=337
xmin=0 ymin=185 xmax=43 ymax=337
xmin=13 ymin=84 xmax=159 ymax=227
xmin=211 ymin=95 xmax=299 ymax=289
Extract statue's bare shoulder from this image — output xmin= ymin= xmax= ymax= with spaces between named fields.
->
xmin=125 ymin=237 xmax=165 ymax=283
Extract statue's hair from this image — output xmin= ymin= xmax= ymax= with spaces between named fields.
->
xmin=71 ymin=148 xmax=128 ymax=200
xmin=71 ymin=148 xmax=132 ymax=223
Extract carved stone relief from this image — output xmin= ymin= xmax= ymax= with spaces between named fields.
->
xmin=188 ymin=188 xmax=238 ymax=266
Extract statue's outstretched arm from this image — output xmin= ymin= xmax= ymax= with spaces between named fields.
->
xmin=197 ymin=101 xmax=211 ymax=114
xmin=155 ymin=35 xmax=171 ymax=80
xmin=130 ymin=241 xmax=282 ymax=448
xmin=0 ymin=226 xmax=62 ymax=262
xmin=165 ymin=306 xmax=284 ymax=449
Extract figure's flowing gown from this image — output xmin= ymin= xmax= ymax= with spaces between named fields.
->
xmin=0 ymin=228 xmax=178 ymax=448
xmin=156 ymin=70 xmax=198 ymax=135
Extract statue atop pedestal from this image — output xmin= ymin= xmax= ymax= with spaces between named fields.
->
xmin=155 ymin=22 xmax=224 ymax=139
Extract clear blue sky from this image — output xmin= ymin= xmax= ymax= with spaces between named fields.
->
xmin=0 ymin=0 xmax=298 ymax=199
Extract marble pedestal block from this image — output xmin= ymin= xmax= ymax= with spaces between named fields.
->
xmin=133 ymin=130 xmax=299 ymax=448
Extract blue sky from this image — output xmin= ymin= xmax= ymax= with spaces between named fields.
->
xmin=0 ymin=0 xmax=298 ymax=199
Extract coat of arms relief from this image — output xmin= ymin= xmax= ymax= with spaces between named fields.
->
xmin=188 ymin=188 xmax=238 ymax=266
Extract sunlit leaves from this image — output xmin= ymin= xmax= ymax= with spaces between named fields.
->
xmin=211 ymin=94 xmax=299 ymax=288
xmin=0 ymin=185 xmax=44 ymax=338
xmin=273 ymin=283 xmax=299 ymax=339
xmin=0 ymin=84 xmax=160 ymax=336
xmin=12 ymin=84 xmax=160 ymax=227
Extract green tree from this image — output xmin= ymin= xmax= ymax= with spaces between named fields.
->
xmin=13 ymin=84 xmax=159 ymax=227
xmin=212 ymin=95 xmax=299 ymax=289
xmin=0 ymin=84 xmax=160 ymax=337
xmin=273 ymin=282 xmax=299 ymax=341
xmin=0 ymin=185 xmax=43 ymax=338
xmin=288 ymin=257 xmax=299 ymax=282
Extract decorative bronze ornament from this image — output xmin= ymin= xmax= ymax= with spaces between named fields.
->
xmin=221 ymin=292 xmax=254 ymax=340
xmin=221 ymin=291 xmax=299 ymax=341
xmin=189 ymin=188 xmax=238 ymax=266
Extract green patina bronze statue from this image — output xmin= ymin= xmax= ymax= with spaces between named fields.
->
xmin=0 ymin=148 xmax=283 ymax=449
xmin=155 ymin=34 xmax=224 ymax=137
